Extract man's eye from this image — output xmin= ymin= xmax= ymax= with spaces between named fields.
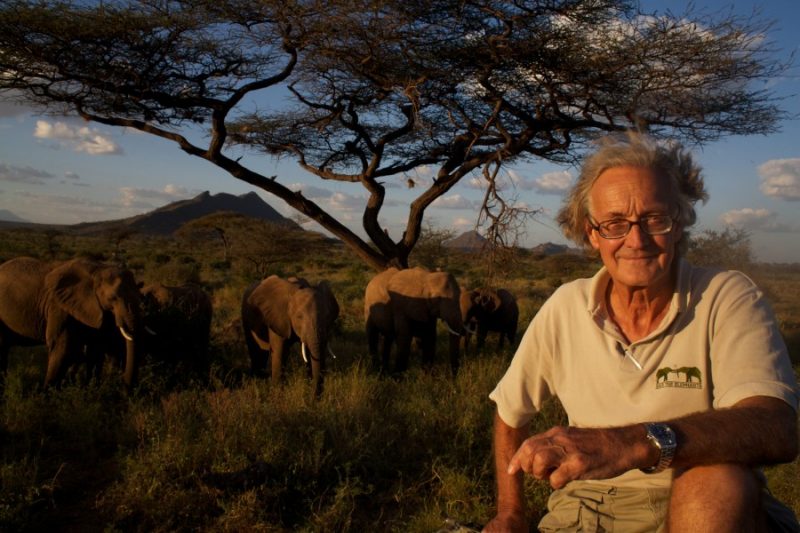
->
xmin=604 ymin=220 xmax=628 ymax=230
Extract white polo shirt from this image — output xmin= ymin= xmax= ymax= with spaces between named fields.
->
xmin=489 ymin=258 xmax=799 ymax=488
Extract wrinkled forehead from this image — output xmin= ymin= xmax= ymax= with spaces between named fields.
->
xmin=588 ymin=165 xmax=676 ymax=215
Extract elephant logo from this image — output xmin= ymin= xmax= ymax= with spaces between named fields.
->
xmin=655 ymin=366 xmax=702 ymax=390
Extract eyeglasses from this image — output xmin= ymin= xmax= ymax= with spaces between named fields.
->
xmin=588 ymin=214 xmax=674 ymax=239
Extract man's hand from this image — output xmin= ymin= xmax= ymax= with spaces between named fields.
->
xmin=507 ymin=425 xmax=650 ymax=489
xmin=482 ymin=510 xmax=528 ymax=533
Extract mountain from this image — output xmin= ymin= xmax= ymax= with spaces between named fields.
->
xmin=444 ymin=230 xmax=489 ymax=251
xmin=0 ymin=209 xmax=28 ymax=223
xmin=530 ymin=242 xmax=571 ymax=256
xmin=69 ymin=191 xmax=298 ymax=235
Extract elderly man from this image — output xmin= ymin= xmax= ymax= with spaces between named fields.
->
xmin=484 ymin=132 xmax=799 ymax=532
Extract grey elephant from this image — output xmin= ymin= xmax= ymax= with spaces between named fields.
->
xmin=0 ymin=256 xmax=144 ymax=389
xmin=364 ymin=266 xmax=465 ymax=375
xmin=140 ymin=282 xmax=213 ymax=380
xmin=241 ymin=275 xmax=339 ymax=396
xmin=459 ymin=287 xmax=519 ymax=355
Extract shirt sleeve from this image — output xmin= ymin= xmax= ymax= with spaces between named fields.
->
xmin=708 ymin=271 xmax=799 ymax=411
xmin=489 ymin=290 xmax=560 ymax=428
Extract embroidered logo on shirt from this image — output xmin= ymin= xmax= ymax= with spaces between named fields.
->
xmin=655 ymin=366 xmax=702 ymax=389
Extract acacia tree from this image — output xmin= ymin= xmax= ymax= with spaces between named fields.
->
xmin=0 ymin=0 xmax=788 ymax=270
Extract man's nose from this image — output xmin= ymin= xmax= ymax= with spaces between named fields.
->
xmin=624 ymin=221 xmax=650 ymax=247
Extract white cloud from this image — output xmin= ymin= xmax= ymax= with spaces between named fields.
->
xmin=758 ymin=158 xmax=800 ymax=201
xmin=64 ymin=171 xmax=80 ymax=180
xmin=451 ymin=216 xmax=476 ymax=231
xmin=120 ymin=184 xmax=194 ymax=209
xmin=289 ymin=182 xmax=334 ymax=199
xmin=328 ymin=191 xmax=364 ymax=211
xmin=10 ymin=190 xmax=135 ymax=224
xmin=432 ymin=194 xmax=475 ymax=209
xmin=530 ymin=170 xmax=573 ymax=194
xmin=464 ymin=176 xmax=484 ymax=190
xmin=0 ymin=162 xmax=55 ymax=184
xmin=719 ymin=208 xmax=794 ymax=233
xmin=34 ymin=120 xmax=123 ymax=155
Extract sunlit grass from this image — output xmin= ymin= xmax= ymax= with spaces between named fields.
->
xmin=0 ymin=227 xmax=798 ymax=531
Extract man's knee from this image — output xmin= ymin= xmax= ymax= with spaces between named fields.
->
xmin=668 ymin=464 xmax=766 ymax=532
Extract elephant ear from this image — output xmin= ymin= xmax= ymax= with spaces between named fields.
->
xmin=317 ymin=281 xmax=340 ymax=321
xmin=480 ymin=290 xmax=501 ymax=312
xmin=45 ymin=260 xmax=104 ymax=328
xmin=254 ymin=276 xmax=295 ymax=339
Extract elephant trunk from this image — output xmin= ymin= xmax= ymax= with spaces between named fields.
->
xmin=123 ymin=337 xmax=137 ymax=389
xmin=303 ymin=337 xmax=325 ymax=398
xmin=116 ymin=308 xmax=141 ymax=391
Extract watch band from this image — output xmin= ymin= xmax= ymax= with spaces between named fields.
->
xmin=640 ymin=422 xmax=677 ymax=474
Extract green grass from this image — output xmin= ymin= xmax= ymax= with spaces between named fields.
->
xmin=0 ymin=225 xmax=798 ymax=531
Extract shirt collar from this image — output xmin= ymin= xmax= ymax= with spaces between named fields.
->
xmin=587 ymin=257 xmax=690 ymax=323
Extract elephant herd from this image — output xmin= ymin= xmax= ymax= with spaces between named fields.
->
xmin=0 ymin=256 xmax=519 ymax=395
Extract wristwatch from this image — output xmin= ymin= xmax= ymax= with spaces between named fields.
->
xmin=640 ymin=422 xmax=677 ymax=474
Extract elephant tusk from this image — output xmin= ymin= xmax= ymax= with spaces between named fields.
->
xmin=465 ymin=324 xmax=477 ymax=334
xmin=119 ymin=325 xmax=134 ymax=341
xmin=301 ymin=342 xmax=309 ymax=363
xmin=328 ymin=346 xmax=337 ymax=359
xmin=446 ymin=324 xmax=462 ymax=336
xmin=145 ymin=326 xmax=157 ymax=335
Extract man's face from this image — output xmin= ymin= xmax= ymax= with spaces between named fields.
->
xmin=586 ymin=165 xmax=682 ymax=292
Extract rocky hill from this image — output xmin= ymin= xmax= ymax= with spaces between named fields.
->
xmin=67 ymin=191 xmax=297 ymax=235
xmin=444 ymin=230 xmax=488 ymax=251
xmin=0 ymin=209 xmax=28 ymax=223
xmin=444 ymin=230 xmax=581 ymax=255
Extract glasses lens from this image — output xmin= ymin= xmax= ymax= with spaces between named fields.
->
xmin=643 ymin=215 xmax=673 ymax=235
xmin=600 ymin=221 xmax=629 ymax=238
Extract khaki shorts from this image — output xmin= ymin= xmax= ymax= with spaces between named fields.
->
xmin=538 ymin=481 xmax=799 ymax=533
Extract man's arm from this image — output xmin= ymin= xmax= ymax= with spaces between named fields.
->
xmin=506 ymin=396 xmax=797 ymax=490
xmin=482 ymin=411 xmax=530 ymax=533
xmin=669 ymin=396 xmax=797 ymax=469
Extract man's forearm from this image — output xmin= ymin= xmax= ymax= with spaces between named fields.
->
xmin=668 ymin=396 xmax=798 ymax=470
xmin=493 ymin=411 xmax=528 ymax=514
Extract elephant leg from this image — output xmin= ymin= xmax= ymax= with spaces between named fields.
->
xmin=84 ymin=341 xmax=104 ymax=382
xmin=245 ymin=329 xmax=269 ymax=378
xmin=366 ymin=322 xmax=381 ymax=368
xmin=476 ymin=326 xmax=488 ymax=352
xmin=45 ymin=333 xmax=77 ymax=388
xmin=463 ymin=332 xmax=472 ymax=357
xmin=380 ymin=332 xmax=393 ymax=374
xmin=497 ymin=331 xmax=505 ymax=350
xmin=420 ymin=324 xmax=436 ymax=367
xmin=394 ymin=328 xmax=412 ymax=374
xmin=448 ymin=332 xmax=461 ymax=376
xmin=270 ymin=334 xmax=288 ymax=385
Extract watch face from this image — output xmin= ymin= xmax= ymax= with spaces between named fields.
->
xmin=650 ymin=424 xmax=676 ymax=446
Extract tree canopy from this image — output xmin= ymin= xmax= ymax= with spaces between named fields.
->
xmin=0 ymin=0 xmax=789 ymax=270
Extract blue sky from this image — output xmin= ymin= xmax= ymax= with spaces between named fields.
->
xmin=0 ymin=0 xmax=798 ymax=262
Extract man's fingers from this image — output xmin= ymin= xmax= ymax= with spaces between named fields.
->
xmin=508 ymin=442 xmax=565 ymax=478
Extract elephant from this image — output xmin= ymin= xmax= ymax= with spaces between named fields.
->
xmin=364 ymin=266 xmax=465 ymax=375
xmin=140 ymin=282 xmax=213 ymax=380
xmin=459 ymin=287 xmax=519 ymax=355
xmin=241 ymin=275 xmax=339 ymax=396
xmin=0 ymin=256 xmax=144 ymax=390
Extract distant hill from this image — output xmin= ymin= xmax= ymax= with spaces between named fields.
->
xmin=68 ymin=191 xmax=298 ymax=235
xmin=0 ymin=209 xmax=28 ymax=223
xmin=444 ymin=230 xmax=488 ymax=251
xmin=530 ymin=242 xmax=582 ymax=256
xmin=444 ymin=231 xmax=582 ymax=256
